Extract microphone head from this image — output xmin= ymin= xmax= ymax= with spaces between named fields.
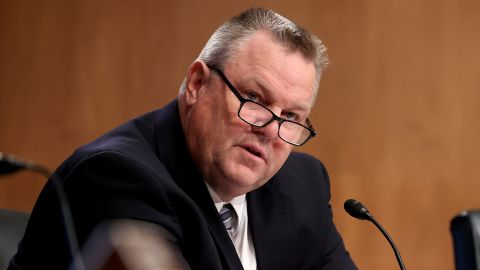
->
xmin=344 ymin=199 xmax=372 ymax=220
xmin=0 ymin=152 xmax=27 ymax=175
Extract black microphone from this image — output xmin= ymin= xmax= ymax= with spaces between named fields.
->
xmin=0 ymin=152 xmax=51 ymax=177
xmin=0 ymin=152 xmax=27 ymax=174
xmin=344 ymin=199 xmax=407 ymax=270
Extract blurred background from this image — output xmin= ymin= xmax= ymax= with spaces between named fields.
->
xmin=1 ymin=0 xmax=479 ymax=269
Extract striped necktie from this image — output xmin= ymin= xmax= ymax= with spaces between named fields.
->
xmin=219 ymin=203 xmax=238 ymax=239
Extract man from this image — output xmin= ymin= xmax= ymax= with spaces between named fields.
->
xmin=9 ymin=8 xmax=357 ymax=270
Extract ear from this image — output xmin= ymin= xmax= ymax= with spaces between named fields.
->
xmin=184 ymin=60 xmax=210 ymax=105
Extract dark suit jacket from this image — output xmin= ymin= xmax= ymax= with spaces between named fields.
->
xmin=10 ymin=100 xmax=357 ymax=270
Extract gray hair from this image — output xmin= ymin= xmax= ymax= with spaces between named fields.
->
xmin=180 ymin=8 xmax=328 ymax=95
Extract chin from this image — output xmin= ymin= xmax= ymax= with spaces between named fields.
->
xmin=211 ymin=155 xmax=271 ymax=195
xmin=225 ymin=166 xmax=269 ymax=191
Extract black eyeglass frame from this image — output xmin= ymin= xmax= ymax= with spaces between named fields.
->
xmin=207 ymin=64 xmax=317 ymax=146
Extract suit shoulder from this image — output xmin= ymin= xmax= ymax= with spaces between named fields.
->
xmin=288 ymin=152 xmax=322 ymax=163
xmin=60 ymin=103 xmax=178 ymax=175
xmin=273 ymin=152 xmax=331 ymax=190
xmin=283 ymin=152 xmax=327 ymax=175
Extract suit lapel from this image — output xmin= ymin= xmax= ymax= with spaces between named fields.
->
xmin=174 ymin=169 xmax=244 ymax=270
xmin=179 ymin=170 xmax=243 ymax=270
xmin=194 ymin=190 xmax=244 ymax=270
xmin=247 ymin=178 xmax=297 ymax=270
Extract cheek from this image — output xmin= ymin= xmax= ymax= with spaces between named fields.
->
xmin=215 ymin=104 xmax=249 ymax=139
xmin=270 ymin=142 xmax=293 ymax=166
xmin=192 ymin=101 xmax=238 ymax=151
xmin=185 ymin=103 xmax=220 ymax=156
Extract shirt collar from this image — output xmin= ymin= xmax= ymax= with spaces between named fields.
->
xmin=205 ymin=181 xmax=246 ymax=219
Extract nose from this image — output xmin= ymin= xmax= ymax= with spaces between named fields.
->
xmin=251 ymin=119 xmax=280 ymax=140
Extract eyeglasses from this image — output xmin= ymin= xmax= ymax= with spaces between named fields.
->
xmin=207 ymin=65 xmax=316 ymax=146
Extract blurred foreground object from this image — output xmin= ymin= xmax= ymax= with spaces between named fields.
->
xmin=77 ymin=220 xmax=190 ymax=270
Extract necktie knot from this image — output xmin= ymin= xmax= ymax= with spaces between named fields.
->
xmin=219 ymin=203 xmax=237 ymax=238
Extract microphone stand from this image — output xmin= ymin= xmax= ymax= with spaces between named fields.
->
xmin=0 ymin=152 xmax=86 ymax=270
xmin=367 ymin=215 xmax=407 ymax=270
xmin=344 ymin=198 xmax=407 ymax=270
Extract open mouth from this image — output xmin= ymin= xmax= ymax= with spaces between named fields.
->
xmin=244 ymin=146 xmax=262 ymax=158
xmin=239 ymin=144 xmax=265 ymax=162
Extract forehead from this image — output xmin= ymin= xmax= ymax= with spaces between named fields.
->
xmin=225 ymin=31 xmax=317 ymax=109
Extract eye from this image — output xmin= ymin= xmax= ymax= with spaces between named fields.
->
xmin=283 ymin=111 xmax=297 ymax=121
xmin=244 ymin=90 xmax=260 ymax=102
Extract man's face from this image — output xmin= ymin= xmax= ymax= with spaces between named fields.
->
xmin=182 ymin=31 xmax=317 ymax=201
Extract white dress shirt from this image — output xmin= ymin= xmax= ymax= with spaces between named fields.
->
xmin=206 ymin=184 xmax=257 ymax=270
